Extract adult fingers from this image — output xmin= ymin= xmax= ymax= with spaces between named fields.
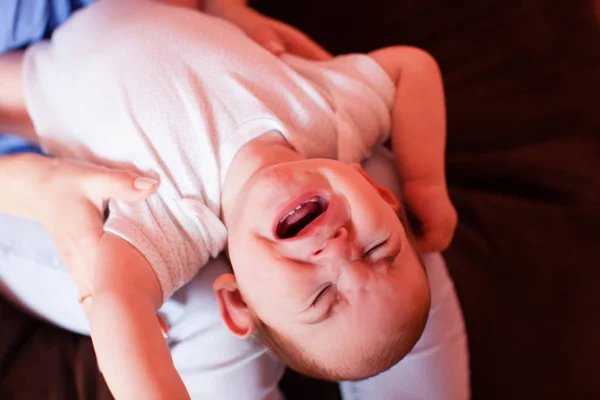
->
xmin=250 ymin=25 xmax=286 ymax=56
xmin=274 ymin=23 xmax=332 ymax=61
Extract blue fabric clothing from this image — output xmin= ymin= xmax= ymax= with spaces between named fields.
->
xmin=0 ymin=0 xmax=97 ymax=54
xmin=0 ymin=0 xmax=95 ymax=154
xmin=0 ymin=134 xmax=43 ymax=155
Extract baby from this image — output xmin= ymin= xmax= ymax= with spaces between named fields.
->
xmin=4 ymin=0 xmax=455 ymax=398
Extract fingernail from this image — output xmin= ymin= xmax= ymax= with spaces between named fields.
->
xmin=134 ymin=177 xmax=158 ymax=190
xmin=266 ymin=40 xmax=285 ymax=55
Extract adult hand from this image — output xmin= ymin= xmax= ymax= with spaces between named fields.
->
xmin=7 ymin=154 xmax=158 ymax=299
xmin=214 ymin=5 xmax=332 ymax=61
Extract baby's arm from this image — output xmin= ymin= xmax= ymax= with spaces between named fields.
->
xmin=369 ymin=47 xmax=457 ymax=252
xmin=90 ymin=232 xmax=190 ymax=399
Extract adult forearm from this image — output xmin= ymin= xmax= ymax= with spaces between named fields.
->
xmin=0 ymin=51 xmax=36 ymax=141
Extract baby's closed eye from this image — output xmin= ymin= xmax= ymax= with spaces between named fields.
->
xmin=363 ymin=238 xmax=390 ymax=258
xmin=312 ymin=284 xmax=333 ymax=306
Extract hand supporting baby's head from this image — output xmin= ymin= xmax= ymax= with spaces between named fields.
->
xmin=215 ymin=158 xmax=431 ymax=380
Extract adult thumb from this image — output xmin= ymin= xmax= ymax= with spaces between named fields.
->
xmin=87 ymin=170 xmax=159 ymax=203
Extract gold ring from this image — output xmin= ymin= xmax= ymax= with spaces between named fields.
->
xmin=79 ymin=294 xmax=93 ymax=304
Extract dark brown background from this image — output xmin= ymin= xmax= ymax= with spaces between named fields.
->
xmin=1 ymin=0 xmax=599 ymax=399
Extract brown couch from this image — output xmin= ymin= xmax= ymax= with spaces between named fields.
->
xmin=1 ymin=1 xmax=599 ymax=399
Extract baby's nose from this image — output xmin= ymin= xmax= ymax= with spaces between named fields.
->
xmin=312 ymin=227 xmax=350 ymax=262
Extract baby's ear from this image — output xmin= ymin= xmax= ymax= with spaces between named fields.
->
xmin=213 ymin=274 xmax=256 ymax=338
xmin=350 ymin=163 xmax=401 ymax=212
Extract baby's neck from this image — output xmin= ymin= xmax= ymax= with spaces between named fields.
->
xmin=221 ymin=131 xmax=304 ymax=224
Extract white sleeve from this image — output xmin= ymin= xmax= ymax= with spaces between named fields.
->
xmin=297 ymin=54 xmax=397 ymax=163
xmin=104 ymin=195 xmax=227 ymax=301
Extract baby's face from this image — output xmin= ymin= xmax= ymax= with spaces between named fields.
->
xmin=226 ymin=159 xmax=430 ymax=368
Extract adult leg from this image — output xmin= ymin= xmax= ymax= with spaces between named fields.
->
xmin=164 ymin=256 xmax=285 ymax=400
xmin=0 ymin=214 xmax=89 ymax=334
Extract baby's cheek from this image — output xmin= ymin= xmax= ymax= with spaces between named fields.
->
xmin=388 ymin=255 xmax=426 ymax=294
xmin=401 ymin=258 xmax=431 ymax=312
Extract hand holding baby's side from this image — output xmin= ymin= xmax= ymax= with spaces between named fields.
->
xmin=15 ymin=154 xmax=157 ymax=298
xmin=402 ymin=180 xmax=458 ymax=253
xmin=210 ymin=4 xmax=332 ymax=61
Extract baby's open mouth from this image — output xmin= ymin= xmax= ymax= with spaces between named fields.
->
xmin=276 ymin=196 xmax=328 ymax=239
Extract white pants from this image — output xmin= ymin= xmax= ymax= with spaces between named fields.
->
xmin=0 ymin=147 xmax=469 ymax=399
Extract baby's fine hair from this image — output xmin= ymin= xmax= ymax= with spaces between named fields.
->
xmin=255 ymin=313 xmax=427 ymax=381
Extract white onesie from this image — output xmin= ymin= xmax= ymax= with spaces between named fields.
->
xmin=23 ymin=0 xmax=396 ymax=300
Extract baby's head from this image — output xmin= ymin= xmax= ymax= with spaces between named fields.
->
xmin=214 ymin=158 xmax=430 ymax=380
